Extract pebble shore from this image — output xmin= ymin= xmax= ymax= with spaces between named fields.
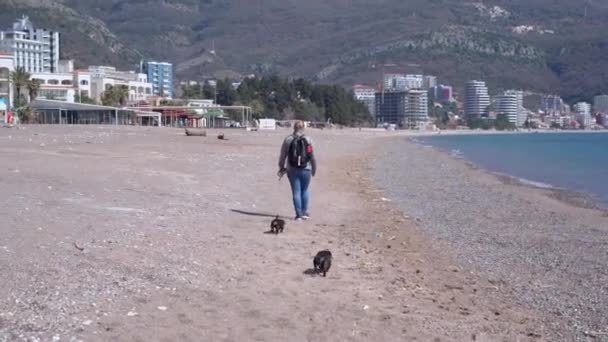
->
xmin=372 ymin=137 xmax=608 ymax=340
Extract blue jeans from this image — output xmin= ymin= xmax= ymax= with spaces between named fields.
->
xmin=287 ymin=168 xmax=311 ymax=218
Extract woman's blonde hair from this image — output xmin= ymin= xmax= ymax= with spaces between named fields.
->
xmin=293 ymin=120 xmax=305 ymax=132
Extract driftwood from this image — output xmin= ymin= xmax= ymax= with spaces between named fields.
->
xmin=185 ymin=128 xmax=207 ymax=137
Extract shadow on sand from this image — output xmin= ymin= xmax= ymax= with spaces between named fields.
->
xmin=230 ymin=209 xmax=281 ymax=218
xmin=303 ymin=268 xmax=318 ymax=276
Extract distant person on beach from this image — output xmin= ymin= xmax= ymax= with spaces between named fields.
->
xmin=278 ymin=121 xmax=317 ymax=221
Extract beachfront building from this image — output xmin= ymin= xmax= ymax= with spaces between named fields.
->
xmin=31 ymin=71 xmax=76 ymax=103
xmin=465 ymin=80 xmax=490 ymax=119
xmin=503 ymin=90 xmax=525 ymax=127
xmin=375 ymin=90 xmax=428 ymax=129
xmin=403 ymin=90 xmax=429 ymax=129
xmin=74 ymin=69 xmax=91 ymax=100
xmin=593 ymin=95 xmax=608 ymax=114
xmin=574 ymin=102 xmax=592 ymax=128
xmin=375 ymin=91 xmax=406 ymax=127
xmin=353 ymin=84 xmax=376 ymax=116
xmin=495 ymin=94 xmax=519 ymax=126
xmin=0 ymin=16 xmax=60 ymax=73
xmin=0 ymin=52 xmax=14 ymax=112
xmin=430 ymin=85 xmax=454 ymax=103
xmin=88 ymin=66 xmax=153 ymax=104
xmin=141 ymin=61 xmax=173 ymax=98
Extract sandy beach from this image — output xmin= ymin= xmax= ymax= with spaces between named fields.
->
xmin=0 ymin=125 xmax=591 ymax=341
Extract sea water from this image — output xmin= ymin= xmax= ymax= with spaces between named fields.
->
xmin=419 ymin=132 xmax=608 ymax=207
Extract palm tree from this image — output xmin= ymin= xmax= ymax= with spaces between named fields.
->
xmin=101 ymin=85 xmax=130 ymax=106
xmin=27 ymin=79 xmax=41 ymax=101
xmin=116 ymin=85 xmax=129 ymax=106
xmin=9 ymin=66 xmax=31 ymax=107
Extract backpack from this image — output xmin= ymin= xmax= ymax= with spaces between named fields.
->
xmin=288 ymin=135 xmax=312 ymax=168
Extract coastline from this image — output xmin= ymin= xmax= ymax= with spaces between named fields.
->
xmin=413 ymin=133 xmax=608 ymax=212
xmin=372 ymin=135 xmax=608 ymax=340
xmin=0 ymin=126 xmax=548 ymax=341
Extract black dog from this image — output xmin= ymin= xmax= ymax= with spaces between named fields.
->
xmin=313 ymin=250 xmax=332 ymax=277
xmin=270 ymin=215 xmax=285 ymax=234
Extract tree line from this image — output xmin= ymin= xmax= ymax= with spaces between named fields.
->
xmin=182 ymin=76 xmax=371 ymax=126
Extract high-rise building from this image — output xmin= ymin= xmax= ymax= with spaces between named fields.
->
xmin=0 ymin=16 xmax=60 ymax=73
xmin=404 ymin=90 xmax=428 ymax=129
xmin=495 ymin=94 xmax=519 ymax=126
xmin=541 ymin=95 xmax=565 ymax=115
xmin=403 ymin=74 xmax=424 ymax=89
xmin=593 ymin=95 xmax=608 ymax=114
xmin=375 ymin=90 xmax=428 ymax=129
xmin=141 ymin=61 xmax=173 ymax=98
xmin=503 ymin=90 xmax=525 ymax=126
xmin=423 ymin=75 xmax=437 ymax=89
xmin=430 ymin=85 xmax=454 ymax=103
xmin=353 ymin=84 xmax=376 ymax=116
xmin=574 ymin=102 xmax=592 ymax=127
xmin=465 ymin=80 xmax=490 ymax=119
xmin=375 ymin=91 xmax=406 ymax=127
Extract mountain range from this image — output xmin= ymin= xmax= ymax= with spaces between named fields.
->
xmin=1 ymin=0 xmax=607 ymax=102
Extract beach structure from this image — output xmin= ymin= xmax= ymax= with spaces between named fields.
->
xmin=29 ymin=99 xmax=160 ymax=126
xmin=257 ymin=118 xmax=277 ymax=130
xmin=126 ymin=104 xmax=252 ymax=128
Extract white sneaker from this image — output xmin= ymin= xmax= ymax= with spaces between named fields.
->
xmin=295 ymin=217 xmax=303 ymax=222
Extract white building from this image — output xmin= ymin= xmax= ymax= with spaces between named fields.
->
xmin=384 ymin=73 xmax=427 ymax=91
xmin=88 ymin=66 xmax=153 ymax=104
xmin=465 ymin=80 xmax=490 ymax=119
xmin=423 ymin=75 xmax=437 ymax=89
xmin=404 ymin=89 xmax=428 ymax=129
xmin=503 ymin=90 xmax=525 ymax=127
xmin=593 ymin=95 xmax=608 ymax=114
xmin=383 ymin=73 xmax=404 ymax=90
xmin=0 ymin=52 xmax=14 ymax=112
xmin=403 ymin=74 xmax=424 ymax=90
xmin=73 ymin=69 xmax=91 ymax=100
xmin=0 ymin=16 xmax=60 ymax=73
xmin=353 ymin=84 xmax=376 ymax=116
xmin=495 ymin=94 xmax=519 ymax=126
xmin=31 ymin=72 xmax=76 ymax=103
xmin=574 ymin=102 xmax=592 ymax=128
